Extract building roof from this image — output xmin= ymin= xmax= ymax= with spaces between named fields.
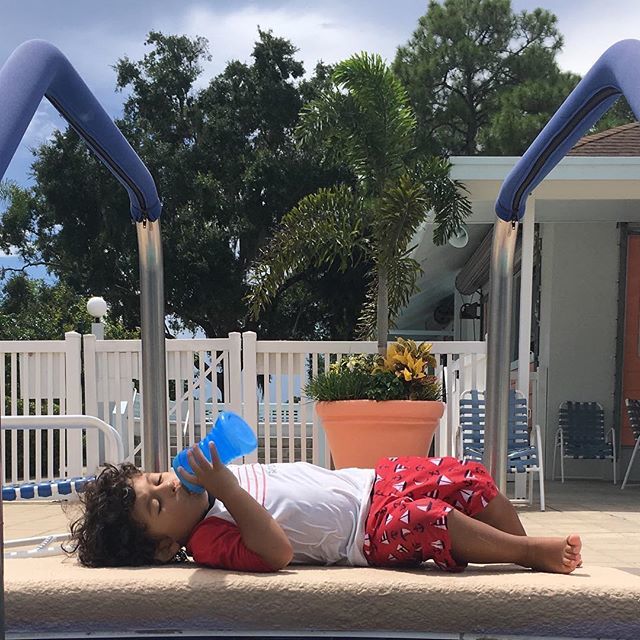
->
xmin=568 ymin=121 xmax=640 ymax=156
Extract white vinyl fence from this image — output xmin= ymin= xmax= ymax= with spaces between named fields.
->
xmin=0 ymin=333 xmax=83 ymax=482
xmin=2 ymin=332 xmax=490 ymax=483
xmin=83 ymin=333 xmax=242 ymax=469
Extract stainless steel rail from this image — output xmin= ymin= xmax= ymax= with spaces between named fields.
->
xmin=484 ymin=218 xmax=519 ymax=493
xmin=137 ymin=220 xmax=168 ymax=472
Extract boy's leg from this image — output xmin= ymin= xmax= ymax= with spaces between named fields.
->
xmin=447 ymin=508 xmax=582 ymax=573
xmin=473 ymin=491 xmax=527 ymax=536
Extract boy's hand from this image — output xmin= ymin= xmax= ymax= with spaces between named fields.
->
xmin=181 ymin=441 xmax=293 ymax=570
xmin=178 ymin=442 xmax=239 ymax=500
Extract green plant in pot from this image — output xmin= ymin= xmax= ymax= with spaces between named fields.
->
xmin=306 ymin=339 xmax=444 ymax=468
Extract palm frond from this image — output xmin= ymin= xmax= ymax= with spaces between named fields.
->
xmin=297 ymin=52 xmax=417 ymax=190
xmin=375 ymin=173 xmax=429 ymax=264
xmin=246 ymin=185 xmax=366 ymax=319
xmin=418 ymin=157 xmax=473 ymax=245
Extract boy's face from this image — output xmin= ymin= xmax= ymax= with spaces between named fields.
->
xmin=131 ymin=469 xmax=209 ymax=561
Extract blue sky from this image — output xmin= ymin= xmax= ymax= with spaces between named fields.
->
xmin=1 ymin=0 xmax=640 ymax=279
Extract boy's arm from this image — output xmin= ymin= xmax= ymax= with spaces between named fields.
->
xmin=182 ymin=443 xmax=293 ymax=570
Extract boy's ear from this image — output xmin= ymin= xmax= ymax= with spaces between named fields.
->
xmin=154 ymin=537 xmax=181 ymax=563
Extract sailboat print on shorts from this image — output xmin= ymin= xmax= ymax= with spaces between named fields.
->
xmin=459 ymin=489 xmax=474 ymax=502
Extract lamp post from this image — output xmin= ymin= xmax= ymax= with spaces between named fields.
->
xmin=87 ymin=296 xmax=108 ymax=340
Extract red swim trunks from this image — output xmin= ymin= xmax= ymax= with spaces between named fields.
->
xmin=363 ymin=456 xmax=498 ymax=571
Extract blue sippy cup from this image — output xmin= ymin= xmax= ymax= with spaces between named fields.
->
xmin=172 ymin=411 xmax=257 ymax=493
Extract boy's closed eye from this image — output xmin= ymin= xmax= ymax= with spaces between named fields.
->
xmin=153 ymin=473 xmax=163 ymax=514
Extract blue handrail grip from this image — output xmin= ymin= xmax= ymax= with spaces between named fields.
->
xmin=37 ymin=482 xmax=53 ymax=498
xmin=496 ymin=39 xmax=640 ymax=222
xmin=19 ymin=485 xmax=35 ymax=499
xmin=0 ymin=476 xmax=96 ymax=501
xmin=0 ymin=39 xmax=161 ymax=222
xmin=57 ymin=480 xmax=72 ymax=494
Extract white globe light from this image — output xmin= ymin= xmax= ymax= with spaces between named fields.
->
xmin=448 ymin=226 xmax=469 ymax=249
xmin=87 ymin=296 xmax=108 ymax=319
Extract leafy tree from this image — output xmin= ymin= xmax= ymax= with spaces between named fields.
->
xmin=590 ymin=96 xmax=636 ymax=134
xmin=394 ymin=0 xmax=584 ymax=156
xmin=247 ymin=53 xmax=472 ymax=353
xmin=0 ymin=31 xmax=363 ymax=340
xmin=0 ymin=274 xmax=137 ymax=341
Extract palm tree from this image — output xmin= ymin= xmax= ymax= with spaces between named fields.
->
xmin=247 ymin=52 xmax=471 ymax=353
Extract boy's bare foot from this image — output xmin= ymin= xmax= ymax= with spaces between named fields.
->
xmin=523 ymin=534 xmax=582 ymax=574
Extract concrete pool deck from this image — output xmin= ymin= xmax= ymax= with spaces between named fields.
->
xmin=3 ymin=479 xmax=640 ymax=639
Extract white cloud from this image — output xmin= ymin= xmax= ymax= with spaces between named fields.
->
xmin=3 ymin=103 xmax=61 ymax=185
xmin=22 ymin=103 xmax=59 ymax=150
xmin=167 ymin=4 xmax=406 ymax=85
xmin=38 ymin=29 xmax=147 ymax=105
xmin=542 ymin=1 xmax=640 ymax=75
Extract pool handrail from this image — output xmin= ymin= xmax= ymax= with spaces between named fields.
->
xmin=486 ymin=39 xmax=640 ymax=491
xmin=496 ymin=39 xmax=640 ymax=222
xmin=0 ymin=38 xmax=168 ymax=473
xmin=0 ymin=41 xmax=170 ymax=638
xmin=0 ymin=39 xmax=160 ymax=222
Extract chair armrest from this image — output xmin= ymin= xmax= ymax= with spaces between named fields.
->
xmin=455 ymin=425 xmax=463 ymax=459
xmin=531 ymin=422 xmax=542 ymax=444
xmin=1 ymin=414 xmax=124 ymax=464
xmin=533 ymin=423 xmax=545 ymax=472
xmin=554 ymin=426 xmax=563 ymax=444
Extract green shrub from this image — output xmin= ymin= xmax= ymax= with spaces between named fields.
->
xmin=305 ymin=339 xmax=442 ymax=402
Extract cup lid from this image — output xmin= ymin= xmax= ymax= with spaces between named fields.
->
xmin=217 ymin=411 xmax=257 ymax=449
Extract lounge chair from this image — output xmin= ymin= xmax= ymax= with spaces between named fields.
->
xmin=458 ymin=389 xmax=545 ymax=510
xmin=2 ymin=414 xmax=124 ymax=558
xmin=622 ymin=398 xmax=640 ymax=489
xmin=553 ymin=401 xmax=616 ymax=483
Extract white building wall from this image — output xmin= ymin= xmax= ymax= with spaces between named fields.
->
xmin=539 ymin=222 xmax=619 ymax=480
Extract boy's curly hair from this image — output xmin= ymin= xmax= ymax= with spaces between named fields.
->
xmin=65 ymin=463 xmax=158 ymax=567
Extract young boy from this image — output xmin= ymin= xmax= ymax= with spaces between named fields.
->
xmin=69 ymin=442 xmax=582 ymax=574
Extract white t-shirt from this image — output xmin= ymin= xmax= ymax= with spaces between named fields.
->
xmin=205 ymin=462 xmax=375 ymax=566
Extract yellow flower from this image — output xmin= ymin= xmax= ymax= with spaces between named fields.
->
xmin=399 ymin=353 xmax=427 ymax=381
xmin=376 ymin=339 xmax=437 ymax=381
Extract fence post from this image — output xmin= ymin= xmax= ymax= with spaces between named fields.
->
xmin=82 ymin=334 xmax=100 ymax=472
xmin=444 ymin=364 xmax=456 ymax=458
xmin=228 ymin=332 xmax=242 ymax=416
xmin=242 ymin=332 xmax=258 ymax=464
xmin=65 ymin=331 xmax=83 ymax=475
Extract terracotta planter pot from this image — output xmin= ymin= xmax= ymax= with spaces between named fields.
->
xmin=315 ymin=399 xmax=445 ymax=469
